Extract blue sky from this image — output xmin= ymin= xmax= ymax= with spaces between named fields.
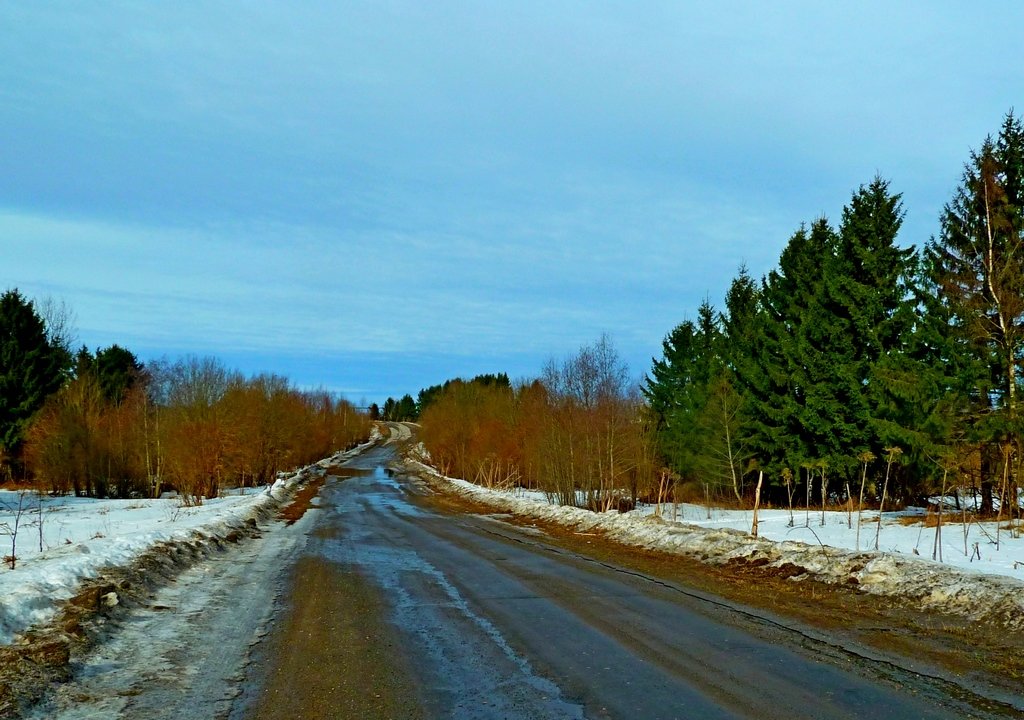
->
xmin=3 ymin=2 xmax=1023 ymax=403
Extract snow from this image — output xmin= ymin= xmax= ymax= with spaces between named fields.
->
xmin=404 ymin=447 xmax=1024 ymax=628
xmin=0 ymin=440 xmax=375 ymax=646
xmin=22 ymin=495 xmax=321 ymax=720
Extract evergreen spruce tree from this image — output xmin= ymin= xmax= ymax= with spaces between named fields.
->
xmin=94 ymin=345 xmax=144 ymax=404
xmin=643 ymin=300 xmax=722 ymax=480
xmin=721 ymin=265 xmax=759 ymax=377
xmin=0 ymin=289 xmax=69 ymax=468
xmin=644 ymin=321 xmax=697 ymax=430
xmin=695 ymin=266 xmax=760 ymax=501
xmin=870 ymin=249 xmax=976 ymax=494
xmin=810 ymin=178 xmax=913 ymax=480
xmin=790 ymin=218 xmax=850 ymax=475
xmin=737 ymin=222 xmax=833 ymax=482
xmin=929 ymin=111 xmax=1024 ymax=511
xmin=396 ymin=393 xmax=417 ymax=421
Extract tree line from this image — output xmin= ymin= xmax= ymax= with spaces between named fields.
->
xmin=419 ymin=337 xmax=657 ymax=510
xmin=374 ymin=373 xmax=511 ymax=423
xmin=416 ymin=112 xmax=1024 ymax=518
xmin=646 ymin=111 xmax=1024 ymax=514
xmin=0 ymin=291 xmax=370 ymax=503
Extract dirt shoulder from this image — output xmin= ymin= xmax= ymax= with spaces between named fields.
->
xmin=413 ymin=475 xmax=1024 ymax=712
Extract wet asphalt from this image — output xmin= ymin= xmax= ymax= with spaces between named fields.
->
xmin=266 ymin=440 xmax=993 ymax=720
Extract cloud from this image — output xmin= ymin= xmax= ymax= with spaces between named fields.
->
xmin=3 ymin=2 xmax=1024 ymax=399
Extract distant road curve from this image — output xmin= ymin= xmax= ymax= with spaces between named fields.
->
xmin=382 ymin=421 xmax=413 ymax=444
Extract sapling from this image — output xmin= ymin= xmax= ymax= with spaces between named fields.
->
xmin=856 ymin=451 xmax=875 ymax=552
xmin=751 ymin=471 xmax=764 ymax=538
xmin=996 ymin=443 xmax=1011 ymax=551
xmin=803 ymin=464 xmax=812 ymax=528
xmin=819 ymin=463 xmax=828 ymax=527
xmin=959 ymin=475 xmax=970 ymax=557
xmin=874 ymin=447 xmax=902 ymax=551
xmin=1 ymin=489 xmax=30 ymax=569
xmin=37 ymin=486 xmax=44 ymax=552
xmin=781 ymin=467 xmax=795 ymax=527
xmin=845 ymin=481 xmax=853 ymax=529
xmin=933 ymin=466 xmax=948 ymax=562
xmin=654 ymin=469 xmax=670 ymax=518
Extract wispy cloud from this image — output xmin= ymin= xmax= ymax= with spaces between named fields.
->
xmin=3 ymin=2 xmax=1023 ymax=399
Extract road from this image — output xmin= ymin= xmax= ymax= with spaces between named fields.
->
xmin=236 ymin=430 xmax=1018 ymax=720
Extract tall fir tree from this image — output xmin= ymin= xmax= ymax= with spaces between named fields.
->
xmin=870 ymin=249 xmax=977 ymax=491
xmin=644 ymin=300 xmax=722 ymax=480
xmin=737 ymin=221 xmax=834 ymax=481
xmin=0 ymin=289 xmax=70 ymax=469
xmin=721 ymin=265 xmax=760 ymax=377
xmin=810 ymin=178 xmax=913 ymax=480
xmin=928 ymin=111 xmax=1024 ymax=511
xmin=791 ymin=217 xmax=852 ymax=476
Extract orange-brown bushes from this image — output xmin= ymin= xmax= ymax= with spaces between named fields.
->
xmin=25 ymin=357 xmax=370 ymax=503
xmin=420 ymin=380 xmax=521 ymax=487
xmin=154 ymin=364 xmax=369 ymax=504
xmin=420 ymin=337 xmax=658 ymax=509
xmin=25 ymin=376 xmax=149 ymax=498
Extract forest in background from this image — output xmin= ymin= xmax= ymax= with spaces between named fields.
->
xmin=419 ymin=112 xmax=1024 ymax=518
xmin=0 ymin=294 xmax=370 ymax=503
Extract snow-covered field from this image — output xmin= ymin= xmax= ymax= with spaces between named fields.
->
xmin=404 ymin=449 xmax=1024 ymax=628
xmin=0 ymin=441 xmax=374 ymax=647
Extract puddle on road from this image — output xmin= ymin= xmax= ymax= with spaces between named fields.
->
xmin=323 ymin=465 xmax=372 ymax=478
xmin=281 ymin=465 xmax=389 ymax=526
xmin=321 ymin=464 xmax=427 ymax=519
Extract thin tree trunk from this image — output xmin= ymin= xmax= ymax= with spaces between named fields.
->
xmin=785 ymin=477 xmax=795 ymax=528
xmin=751 ymin=471 xmax=764 ymax=538
xmin=725 ymin=414 xmax=741 ymax=506
xmin=961 ymin=477 xmax=970 ymax=557
xmin=934 ymin=468 xmax=947 ymax=562
xmin=805 ymin=467 xmax=811 ymax=528
xmin=996 ymin=444 xmax=1010 ymax=551
xmin=845 ymin=481 xmax=852 ymax=529
xmin=37 ymin=488 xmax=44 ymax=552
xmin=820 ymin=469 xmax=827 ymax=527
xmin=875 ymin=452 xmax=898 ymax=551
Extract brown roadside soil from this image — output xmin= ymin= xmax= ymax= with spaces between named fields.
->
xmin=277 ymin=474 xmax=328 ymax=525
xmin=416 ymin=482 xmax=1024 ymax=703
xmin=276 ymin=464 xmax=356 ymax=525
xmin=245 ymin=553 xmax=425 ymax=720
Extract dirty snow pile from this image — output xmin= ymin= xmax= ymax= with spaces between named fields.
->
xmin=406 ymin=448 xmax=1024 ymax=627
xmin=0 ymin=440 xmax=374 ymax=646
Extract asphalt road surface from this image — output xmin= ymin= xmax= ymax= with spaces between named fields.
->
xmin=238 ymin=435 xmax=1015 ymax=720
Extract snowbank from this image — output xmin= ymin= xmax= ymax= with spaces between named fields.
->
xmin=403 ymin=449 xmax=1024 ymax=628
xmin=0 ymin=438 xmax=376 ymax=646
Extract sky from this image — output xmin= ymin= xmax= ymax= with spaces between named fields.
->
xmin=2 ymin=2 xmax=1023 ymax=404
